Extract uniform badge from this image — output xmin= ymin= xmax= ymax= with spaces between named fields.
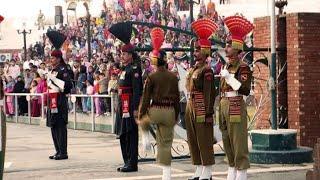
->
xmin=134 ymin=73 xmax=139 ymax=78
xmin=205 ymin=73 xmax=213 ymax=81
xmin=241 ymin=74 xmax=248 ymax=81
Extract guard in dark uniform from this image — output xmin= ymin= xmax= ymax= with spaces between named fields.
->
xmin=109 ymin=23 xmax=143 ymax=172
xmin=46 ymin=31 xmax=73 ymax=160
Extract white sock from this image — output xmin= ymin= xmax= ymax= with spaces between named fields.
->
xmin=227 ymin=167 xmax=236 ymax=180
xmin=236 ymin=170 xmax=247 ymax=180
xmin=142 ymin=131 xmax=151 ymax=152
xmin=200 ymin=165 xmax=212 ymax=179
xmin=162 ymin=165 xmax=171 ymax=180
xmin=192 ymin=165 xmax=203 ymax=178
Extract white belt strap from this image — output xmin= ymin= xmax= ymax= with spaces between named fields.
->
xmin=222 ymin=91 xmax=239 ymax=98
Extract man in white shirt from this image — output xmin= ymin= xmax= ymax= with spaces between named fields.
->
xmin=6 ymin=59 xmax=20 ymax=80
xmin=23 ymin=57 xmax=31 ymax=70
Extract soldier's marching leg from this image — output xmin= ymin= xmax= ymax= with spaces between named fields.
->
xmin=149 ymin=107 xmax=176 ymax=180
xmin=128 ymin=127 xmax=138 ymax=169
xmin=153 ymin=108 xmax=175 ymax=165
xmin=185 ymin=103 xmax=202 ymax=165
xmin=233 ymin=100 xmax=249 ymax=179
xmin=54 ymin=125 xmax=68 ymax=160
xmin=119 ymin=134 xmax=129 ymax=166
xmin=49 ymin=127 xmax=60 ymax=159
xmin=219 ymin=98 xmax=236 ymax=180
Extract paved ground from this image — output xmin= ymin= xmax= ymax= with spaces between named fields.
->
xmin=4 ymin=123 xmax=312 ymax=180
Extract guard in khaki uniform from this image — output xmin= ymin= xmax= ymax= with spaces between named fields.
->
xmin=138 ymin=28 xmax=180 ymax=180
xmin=219 ymin=16 xmax=254 ymax=180
xmin=185 ymin=19 xmax=218 ymax=180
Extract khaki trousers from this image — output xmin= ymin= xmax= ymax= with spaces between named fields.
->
xmin=219 ymin=97 xmax=250 ymax=170
xmin=149 ymin=107 xmax=176 ymax=166
xmin=185 ymin=101 xmax=215 ymax=165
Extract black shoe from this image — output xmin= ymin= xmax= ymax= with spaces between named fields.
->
xmin=49 ymin=154 xmax=57 ymax=160
xmin=198 ymin=177 xmax=212 ymax=180
xmin=119 ymin=166 xmax=138 ymax=172
xmin=188 ymin=177 xmax=199 ymax=180
xmin=54 ymin=154 xmax=68 ymax=160
xmin=117 ymin=166 xmax=125 ymax=172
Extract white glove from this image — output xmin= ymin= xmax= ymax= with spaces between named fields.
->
xmin=220 ymin=66 xmax=241 ymax=91
xmin=142 ymin=130 xmax=152 ymax=153
xmin=46 ymin=71 xmax=57 ymax=81
xmin=48 ymin=80 xmax=60 ymax=92
xmin=51 ymin=78 xmax=65 ymax=91
xmin=47 ymin=72 xmax=65 ymax=92
xmin=220 ymin=69 xmax=231 ymax=79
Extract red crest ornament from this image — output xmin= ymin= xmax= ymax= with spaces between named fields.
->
xmin=224 ymin=16 xmax=254 ymax=50
xmin=191 ymin=18 xmax=218 ymax=49
xmin=0 ymin=15 xmax=4 ymax=23
xmin=150 ymin=27 xmax=165 ymax=65
xmin=150 ymin=27 xmax=165 ymax=57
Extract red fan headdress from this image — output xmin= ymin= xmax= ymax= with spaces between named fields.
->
xmin=191 ymin=18 xmax=218 ymax=55
xmin=0 ymin=15 xmax=4 ymax=24
xmin=224 ymin=16 xmax=254 ymax=50
xmin=150 ymin=27 xmax=165 ymax=65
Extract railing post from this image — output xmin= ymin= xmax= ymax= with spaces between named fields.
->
xmin=2 ymin=95 xmax=6 ymax=117
xmin=111 ymin=94 xmax=115 ymax=134
xmin=27 ymin=95 xmax=31 ymax=124
xmin=71 ymin=95 xmax=76 ymax=130
xmin=14 ymin=95 xmax=18 ymax=123
xmin=41 ymin=94 xmax=44 ymax=122
xmin=91 ymin=96 xmax=94 ymax=132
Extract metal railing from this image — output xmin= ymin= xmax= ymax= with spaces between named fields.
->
xmin=68 ymin=94 xmax=115 ymax=132
xmin=4 ymin=93 xmax=45 ymax=124
xmin=3 ymin=93 xmax=116 ymax=133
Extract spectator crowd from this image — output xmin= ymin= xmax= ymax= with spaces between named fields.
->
xmin=1 ymin=0 xmax=231 ymax=117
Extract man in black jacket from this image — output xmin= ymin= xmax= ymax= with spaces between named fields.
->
xmin=46 ymin=31 xmax=73 ymax=160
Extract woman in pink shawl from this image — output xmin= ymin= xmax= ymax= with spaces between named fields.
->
xmin=5 ymin=76 xmax=15 ymax=116
xmin=137 ymin=9 xmax=145 ymax=22
xmin=181 ymin=14 xmax=187 ymax=30
xmin=30 ymin=80 xmax=40 ymax=117
xmin=37 ymin=75 xmax=47 ymax=106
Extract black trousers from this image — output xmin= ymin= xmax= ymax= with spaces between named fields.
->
xmin=120 ymin=130 xmax=138 ymax=167
xmin=51 ymin=125 xmax=68 ymax=155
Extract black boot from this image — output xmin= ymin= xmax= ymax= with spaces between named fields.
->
xmin=49 ymin=154 xmax=57 ymax=160
xmin=54 ymin=154 xmax=68 ymax=160
xmin=119 ymin=165 xmax=138 ymax=172
xmin=188 ymin=177 xmax=199 ymax=180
